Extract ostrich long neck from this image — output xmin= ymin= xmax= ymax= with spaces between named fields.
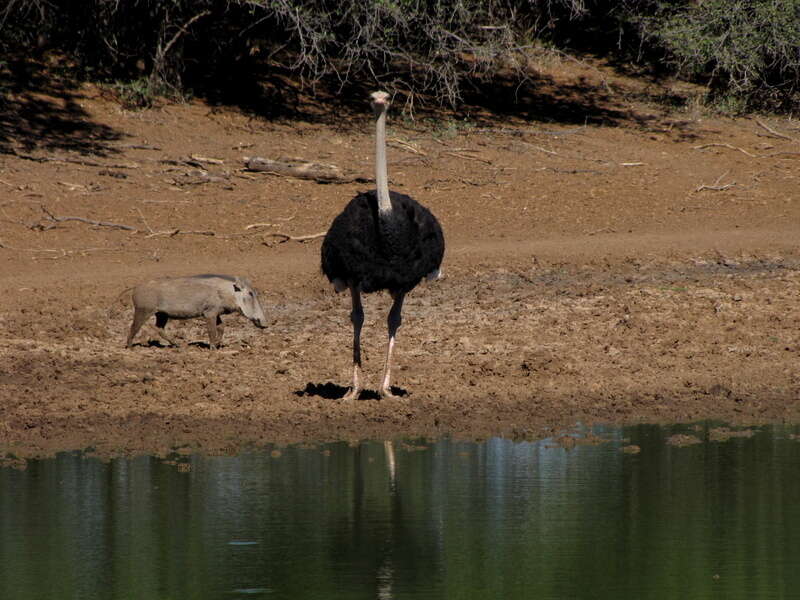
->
xmin=375 ymin=108 xmax=392 ymax=214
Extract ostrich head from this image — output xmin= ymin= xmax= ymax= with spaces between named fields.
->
xmin=370 ymin=91 xmax=391 ymax=117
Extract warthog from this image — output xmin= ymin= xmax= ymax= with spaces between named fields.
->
xmin=125 ymin=274 xmax=267 ymax=349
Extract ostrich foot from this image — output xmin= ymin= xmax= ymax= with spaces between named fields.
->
xmin=341 ymin=386 xmax=361 ymax=401
xmin=379 ymin=386 xmax=402 ymax=400
xmin=339 ymin=363 xmax=362 ymax=401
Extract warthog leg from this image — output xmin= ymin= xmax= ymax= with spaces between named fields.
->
xmin=204 ymin=311 xmax=224 ymax=349
xmin=126 ymin=307 xmax=152 ymax=348
xmin=154 ymin=311 xmax=180 ymax=347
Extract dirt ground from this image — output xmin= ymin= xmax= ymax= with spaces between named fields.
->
xmin=2 ymin=60 xmax=799 ymax=460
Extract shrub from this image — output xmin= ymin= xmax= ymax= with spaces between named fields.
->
xmin=646 ymin=0 xmax=800 ymax=112
xmin=2 ymin=0 xmax=799 ymax=113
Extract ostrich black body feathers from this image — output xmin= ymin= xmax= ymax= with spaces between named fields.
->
xmin=322 ymin=190 xmax=444 ymax=294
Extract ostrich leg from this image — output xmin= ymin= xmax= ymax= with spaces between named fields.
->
xmin=343 ymin=284 xmax=364 ymax=401
xmin=380 ymin=292 xmax=405 ymax=399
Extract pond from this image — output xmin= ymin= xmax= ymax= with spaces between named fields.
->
xmin=2 ymin=423 xmax=799 ymax=599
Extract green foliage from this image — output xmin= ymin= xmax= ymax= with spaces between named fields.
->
xmin=1 ymin=0 xmax=798 ymax=113
xmin=648 ymin=0 xmax=800 ymax=112
xmin=0 ymin=0 xmax=590 ymax=108
xmin=105 ymin=78 xmax=161 ymax=110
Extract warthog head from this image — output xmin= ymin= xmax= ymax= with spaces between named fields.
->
xmin=233 ymin=277 xmax=267 ymax=328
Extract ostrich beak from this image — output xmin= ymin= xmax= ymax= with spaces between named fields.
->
xmin=370 ymin=91 xmax=391 ymax=113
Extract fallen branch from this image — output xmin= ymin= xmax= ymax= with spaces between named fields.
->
xmin=693 ymin=143 xmax=758 ymax=158
xmin=136 ymin=208 xmax=155 ymax=234
xmin=28 ymin=247 xmax=120 ymax=260
xmin=762 ymin=152 xmax=800 ymax=159
xmin=755 ymin=119 xmax=796 ymax=142
xmin=693 ymin=142 xmax=800 ymax=160
xmin=262 ymin=231 xmax=327 ymax=246
xmin=443 ymin=151 xmax=492 ymax=164
xmin=112 ymin=143 xmax=162 ymax=151
xmin=189 ymin=154 xmax=224 ymax=165
xmin=37 ymin=206 xmax=138 ymax=232
xmin=244 ymin=157 xmax=368 ymax=183
xmin=586 ymin=227 xmax=617 ymax=236
xmin=12 ymin=151 xmax=139 ymax=169
xmin=516 ymin=141 xmax=558 ymax=156
xmin=538 ymin=167 xmax=603 ymax=175
xmin=387 ymin=138 xmax=427 ymax=155
xmin=695 ymin=171 xmax=736 ymax=192
xmin=145 ymin=229 xmax=216 ymax=238
xmin=244 ymin=222 xmax=285 ymax=230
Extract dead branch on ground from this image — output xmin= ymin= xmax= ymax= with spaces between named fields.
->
xmin=11 ymin=151 xmax=139 ymax=169
xmin=695 ymin=172 xmax=736 ymax=192
xmin=515 ymin=141 xmax=558 ymax=156
xmin=442 ymin=151 xmax=492 ymax=164
xmin=693 ymin=143 xmax=758 ymax=158
xmin=755 ymin=119 xmax=796 ymax=142
xmin=36 ymin=206 xmax=138 ymax=232
xmin=28 ymin=247 xmax=121 ymax=260
xmin=387 ymin=138 xmax=427 ymax=155
xmin=244 ymin=157 xmax=369 ymax=183
xmin=145 ymin=229 xmax=216 ymax=238
xmin=537 ymin=167 xmax=603 ymax=175
xmin=586 ymin=227 xmax=617 ymax=236
xmin=31 ymin=206 xmax=318 ymax=244
xmin=188 ymin=154 xmax=224 ymax=165
xmin=111 ymin=143 xmax=162 ymax=151
xmin=693 ymin=143 xmax=800 ymax=160
xmin=261 ymin=231 xmax=327 ymax=246
xmin=136 ymin=208 xmax=155 ymax=234
xmin=536 ymin=127 xmax=587 ymax=137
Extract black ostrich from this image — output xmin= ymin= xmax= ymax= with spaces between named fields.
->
xmin=321 ymin=91 xmax=445 ymax=400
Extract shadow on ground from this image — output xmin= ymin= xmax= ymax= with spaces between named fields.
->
xmin=0 ymin=56 xmax=124 ymax=155
xmin=296 ymin=382 xmax=408 ymax=401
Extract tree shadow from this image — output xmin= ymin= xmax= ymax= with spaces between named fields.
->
xmin=184 ymin=49 xmax=670 ymax=131
xmin=295 ymin=382 xmax=408 ymax=401
xmin=0 ymin=55 xmax=125 ymax=156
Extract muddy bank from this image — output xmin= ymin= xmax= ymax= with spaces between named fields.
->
xmin=2 ymin=79 xmax=800 ymax=460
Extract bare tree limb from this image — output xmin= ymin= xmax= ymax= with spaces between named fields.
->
xmin=244 ymin=156 xmax=369 ymax=183
xmin=442 ymin=151 xmax=492 ymax=164
xmin=262 ymin=231 xmax=327 ymax=246
xmin=695 ymin=171 xmax=736 ymax=192
xmin=38 ymin=206 xmax=138 ymax=232
xmin=159 ymin=11 xmax=211 ymax=62
xmin=755 ymin=119 xmax=796 ymax=142
xmin=135 ymin=208 xmax=155 ymax=234
xmin=693 ymin=143 xmax=758 ymax=158
xmin=388 ymin=138 xmax=427 ymax=155
xmin=145 ymin=229 xmax=216 ymax=238
xmin=11 ymin=151 xmax=139 ymax=169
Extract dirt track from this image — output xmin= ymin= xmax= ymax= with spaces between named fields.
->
xmin=2 ymin=69 xmax=800 ymax=460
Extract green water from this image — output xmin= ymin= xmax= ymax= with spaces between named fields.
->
xmin=2 ymin=424 xmax=799 ymax=599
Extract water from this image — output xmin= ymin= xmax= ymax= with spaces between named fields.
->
xmin=2 ymin=424 xmax=800 ymax=599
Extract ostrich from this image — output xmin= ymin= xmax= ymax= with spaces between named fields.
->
xmin=321 ymin=91 xmax=445 ymax=400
